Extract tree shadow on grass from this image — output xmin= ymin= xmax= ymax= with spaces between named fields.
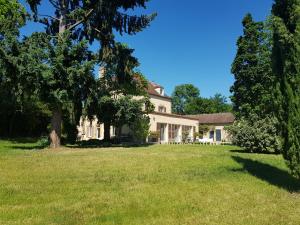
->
xmin=8 ymin=138 xmax=39 ymax=144
xmin=67 ymin=143 xmax=155 ymax=149
xmin=231 ymin=156 xmax=300 ymax=193
xmin=8 ymin=145 xmax=45 ymax=150
xmin=230 ymin=149 xmax=280 ymax=155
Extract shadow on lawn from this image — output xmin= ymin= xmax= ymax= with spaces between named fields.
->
xmin=9 ymin=145 xmax=45 ymax=150
xmin=67 ymin=143 xmax=155 ymax=149
xmin=230 ymin=149 xmax=280 ymax=155
xmin=232 ymin=156 xmax=300 ymax=192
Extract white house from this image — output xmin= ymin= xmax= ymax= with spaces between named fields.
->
xmin=78 ymin=81 xmax=234 ymax=143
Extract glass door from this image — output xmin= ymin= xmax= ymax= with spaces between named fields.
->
xmin=216 ymin=129 xmax=222 ymax=142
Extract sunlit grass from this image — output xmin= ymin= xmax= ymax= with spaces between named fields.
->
xmin=0 ymin=140 xmax=299 ymax=225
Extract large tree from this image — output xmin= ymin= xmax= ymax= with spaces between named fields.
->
xmin=171 ymin=84 xmax=200 ymax=114
xmin=85 ymin=44 xmax=150 ymax=142
xmin=25 ymin=0 xmax=156 ymax=148
xmin=0 ymin=1 xmax=51 ymax=137
xmin=184 ymin=94 xmax=232 ymax=115
xmin=231 ymin=13 xmax=274 ymax=119
xmin=229 ymin=13 xmax=282 ymax=154
xmin=272 ymin=0 xmax=300 ymax=178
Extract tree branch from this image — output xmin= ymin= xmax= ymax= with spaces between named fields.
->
xmin=38 ymin=14 xmax=60 ymax=21
xmin=49 ymin=0 xmax=61 ymax=10
xmin=66 ymin=9 xmax=94 ymax=31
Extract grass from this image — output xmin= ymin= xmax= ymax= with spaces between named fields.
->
xmin=0 ymin=140 xmax=300 ymax=225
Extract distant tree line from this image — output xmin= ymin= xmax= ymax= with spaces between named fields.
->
xmin=229 ymin=0 xmax=300 ymax=178
xmin=171 ymin=84 xmax=232 ymax=115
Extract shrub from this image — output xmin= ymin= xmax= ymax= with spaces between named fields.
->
xmin=198 ymin=124 xmax=210 ymax=138
xmin=37 ymin=136 xmax=50 ymax=148
xmin=130 ymin=115 xmax=150 ymax=144
xmin=226 ymin=115 xmax=282 ymax=153
xmin=182 ymin=131 xmax=189 ymax=143
xmin=149 ymin=131 xmax=159 ymax=142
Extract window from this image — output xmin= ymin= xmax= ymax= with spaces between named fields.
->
xmin=209 ymin=131 xmax=215 ymax=140
xmin=158 ymin=106 xmax=166 ymax=113
xmin=97 ymin=127 xmax=101 ymax=139
xmin=182 ymin=126 xmax=192 ymax=134
xmin=216 ymin=129 xmax=222 ymax=142
xmin=85 ymin=126 xmax=89 ymax=136
xmin=90 ymin=126 xmax=93 ymax=138
xmin=168 ymin=124 xmax=180 ymax=142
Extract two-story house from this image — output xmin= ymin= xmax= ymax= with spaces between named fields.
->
xmin=78 ymin=81 xmax=199 ymax=143
xmin=78 ymin=80 xmax=234 ymax=143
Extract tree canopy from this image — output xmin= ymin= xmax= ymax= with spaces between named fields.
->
xmin=171 ymin=84 xmax=200 ymax=115
xmin=231 ymin=13 xmax=274 ymax=119
xmin=171 ymin=84 xmax=232 ymax=115
xmin=17 ymin=0 xmax=156 ymax=148
xmin=272 ymin=0 xmax=300 ymax=178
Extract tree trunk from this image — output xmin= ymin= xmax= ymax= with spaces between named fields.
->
xmin=48 ymin=1 xmax=66 ymax=149
xmin=50 ymin=107 xmax=62 ymax=148
xmin=8 ymin=112 xmax=16 ymax=137
xmin=104 ymin=122 xmax=111 ymax=142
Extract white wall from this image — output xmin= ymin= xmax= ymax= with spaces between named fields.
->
xmin=149 ymin=95 xmax=172 ymax=113
xmin=202 ymin=124 xmax=231 ymax=142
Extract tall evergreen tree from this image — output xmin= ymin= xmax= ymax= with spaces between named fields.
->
xmin=231 ymin=13 xmax=274 ymax=119
xmin=272 ymin=0 xmax=300 ymax=178
xmin=25 ymin=0 xmax=156 ymax=148
xmin=0 ymin=1 xmax=51 ymax=137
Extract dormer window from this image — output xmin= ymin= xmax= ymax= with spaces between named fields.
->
xmin=159 ymin=88 xmax=164 ymax=95
xmin=155 ymin=87 xmax=165 ymax=96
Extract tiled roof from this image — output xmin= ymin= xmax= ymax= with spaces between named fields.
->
xmin=151 ymin=112 xmax=199 ymax=121
xmin=187 ymin=113 xmax=235 ymax=124
xmin=146 ymin=82 xmax=171 ymax=100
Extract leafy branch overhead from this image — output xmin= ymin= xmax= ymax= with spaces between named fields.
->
xmin=26 ymin=0 xmax=157 ymax=44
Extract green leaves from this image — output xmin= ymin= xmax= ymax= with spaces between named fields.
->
xmin=231 ymin=13 xmax=274 ymax=119
xmin=0 ymin=0 xmax=26 ymax=36
xmin=171 ymin=84 xmax=231 ymax=115
xmin=171 ymin=84 xmax=200 ymax=114
xmin=272 ymin=0 xmax=300 ymax=178
xmin=226 ymin=115 xmax=281 ymax=153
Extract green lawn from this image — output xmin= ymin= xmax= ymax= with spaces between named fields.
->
xmin=0 ymin=140 xmax=299 ymax=225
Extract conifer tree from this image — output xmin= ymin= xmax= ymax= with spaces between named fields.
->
xmin=272 ymin=0 xmax=300 ymax=178
xmin=231 ymin=13 xmax=273 ymax=119
xmin=25 ymin=0 xmax=156 ymax=148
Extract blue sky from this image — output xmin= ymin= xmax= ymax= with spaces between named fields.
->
xmin=20 ymin=0 xmax=274 ymax=99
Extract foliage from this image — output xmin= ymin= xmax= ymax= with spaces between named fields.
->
xmin=193 ymin=132 xmax=200 ymax=139
xmin=149 ymin=131 xmax=159 ymax=142
xmin=231 ymin=13 xmax=274 ymax=119
xmin=0 ymin=9 xmax=51 ymax=137
xmin=226 ymin=115 xmax=281 ymax=153
xmin=171 ymin=84 xmax=232 ymax=115
xmin=0 ymin=0 xmax=26 ymax=36
xmin=185 ymin=93 xmax=232 ymax=115
xmin=36 ymin=136 xmax=50 ymax=148
xmin=86 ymin=43 xmax=152 ymax=142
xmin=272 ymin=0 xmax=300 ymax=178
xmin=198 ymin=125 xmax=210 ymax=138
xmin=171 ymin=84 xmax=200 ymax=114
xmin=130 ymin=115 xmax=151 ymax=144
xmin=22 ymin=0 xmax=156 ymax=148
xmin=229 ymin=13 xmax=282 ymax=156
xmin=182 ymin=131 xmax=190 ymax=143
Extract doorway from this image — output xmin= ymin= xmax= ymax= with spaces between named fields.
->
xmin=216 ymin=129 xmax=222 ymax=142
xmin=209 ymin=130 xmax=214 ymax=141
